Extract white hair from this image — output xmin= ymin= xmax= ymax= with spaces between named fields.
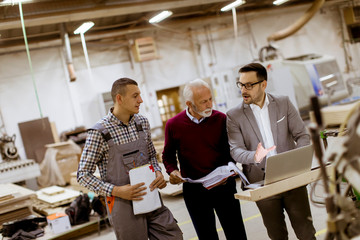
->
xmin=183 ymin=79 xmax=210 ymax=103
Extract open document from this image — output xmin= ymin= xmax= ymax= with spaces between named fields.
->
xmin=181 ymin=162 xmax=249 ymax=190
xmin=129 ymin=164 xmax=162 ymax=215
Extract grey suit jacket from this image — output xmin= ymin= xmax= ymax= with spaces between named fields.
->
xmin=226 ymin=93 xmax=310 ymax=183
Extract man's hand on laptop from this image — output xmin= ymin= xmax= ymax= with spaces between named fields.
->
xmin=254 ymin=142 xmax=276 ymax=163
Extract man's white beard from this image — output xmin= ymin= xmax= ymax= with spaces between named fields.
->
xmin=193 ymin=105 xmax=212 ymax=118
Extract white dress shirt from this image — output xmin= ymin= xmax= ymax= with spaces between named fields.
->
xmin=250 ymin=94 xmax=277 ymax=157
xmin=186 ymin=107 xmax=205 ymax=124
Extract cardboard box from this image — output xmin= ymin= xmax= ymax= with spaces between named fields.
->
xmin=47 ymin=212 xmax=71 ymax=234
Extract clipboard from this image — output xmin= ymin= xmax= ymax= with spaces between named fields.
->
xmin=129 ymin=164 xmax=162 ymax=215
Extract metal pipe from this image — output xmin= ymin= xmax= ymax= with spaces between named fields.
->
xmin=60 ymin=23 xmax=76 ymax=81
xmin=232 ymin=7 xmax=238 ymax=40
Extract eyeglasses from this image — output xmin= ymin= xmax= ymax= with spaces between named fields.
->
xmin=236 ymin=80 xmax=264 ymax=90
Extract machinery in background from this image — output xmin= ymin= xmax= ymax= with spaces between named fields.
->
xmin=204 ymin=48 xmax=350 ymax=118
xmin=282 ymin=54 xmax=349 ymax=112
xmin=0 ymin=134 xmax=19 ymax=161
xmin=310 ymin=97 xmax=360 ymax=239
xmin=210 ymin=70 xmax=242 ymax=113
xmin=259 ymin=49 xmax=349 ymax=118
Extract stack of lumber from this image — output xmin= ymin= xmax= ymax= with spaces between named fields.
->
xmin=0 ymin=183 xmax=36 ymax=226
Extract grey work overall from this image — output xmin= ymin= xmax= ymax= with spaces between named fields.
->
xmin=93 ymin=119 xmax=182 ymax=240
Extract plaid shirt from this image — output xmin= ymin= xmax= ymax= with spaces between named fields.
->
xmin=77 ymin=109 xmax=161 ymax=196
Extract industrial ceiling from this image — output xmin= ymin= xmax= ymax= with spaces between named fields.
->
xmin=0 ymin=0 xmax=354 ymax=53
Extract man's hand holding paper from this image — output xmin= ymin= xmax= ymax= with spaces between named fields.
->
xmin=169 ymin=170 xmax=185 ymax=184
xmin=178 ymin=162 xmax=250 ymax=189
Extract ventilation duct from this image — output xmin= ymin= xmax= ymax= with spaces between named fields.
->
xmin=267 ymin=0 xmax=325 ymax=42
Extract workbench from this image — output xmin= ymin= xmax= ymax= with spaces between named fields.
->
xmin=235 ymin=164 xmax=333 ymax=201
xmin=0 ymin=183 xmax=109 ymax=240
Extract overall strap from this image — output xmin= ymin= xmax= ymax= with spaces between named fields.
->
xmin=89 ymin=122 xmax=114 ymax=147
xmin=134 ymin=117 xmax=147 ymax=142
xmin=134 ymin=117 xmax=143 ymax=132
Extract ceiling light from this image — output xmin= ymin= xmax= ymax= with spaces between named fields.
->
xmin=319 ymin=74 xmax=335 ymax=82
xmin=221 ymin=0 xmax=245 ymax=12
xmin=1 ymin=0 xmax=32 ymax=5
xmin=273 ymin=0 xmax=290 ymax=6
xmin=149 ymin=10 xmax=173 ymax=23
xmin=74 ymin=21 xmax=94 ymax=34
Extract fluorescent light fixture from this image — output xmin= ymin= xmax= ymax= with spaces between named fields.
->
xmin=325 ymin=81 xmax=338 ymax=88
xmin=149 ymin=10 xmax=173 ymax=23
xmin=221 ymin=0 xmax=245 ymax=12
xmin=319 ymin=74 xmax=335 ymax=81
xmin=74 ymin=21 xmax=95 ymax=34
xmin=1 ymin=0 xmax=32 ymax=5
xmin=273 ymin=0 xmax=290 ymax=6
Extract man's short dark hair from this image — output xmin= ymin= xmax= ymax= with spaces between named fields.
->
xmin=111 ymin=77 xmax=138 ymax=103
xmin=239 ymin=63 xmax=267 ymax=81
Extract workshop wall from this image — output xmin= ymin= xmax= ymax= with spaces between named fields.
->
xmin=0 ymin=4 xmax=359 ymax=160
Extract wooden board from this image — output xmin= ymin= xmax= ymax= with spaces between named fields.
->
xmin=41 ymin=186 xmax=65 ymax=196
xmin=45 ymin=141 xmax=72 ymax=148
xmin=18 ymin=117 xmax=55 ymax=162
xmin=235 ymin=164 xmax=334 ymax=201
xmin=36 ymin=186 xmax=80 ymax=207
xmin=0 ymin=183 xmax=35 ymax=225
xmin=33 ymin=198 xmax=65 ymax=216
xmin=0 ymin=206 xmax=33 ymax=226
xmin=0 ymin=183 xmax=35 ymax=204
xmin=50 ymin=121 xmax=60 ymax=143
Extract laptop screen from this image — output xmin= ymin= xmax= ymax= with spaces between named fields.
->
xmin=264 ymin=144 xmax=314 ymax=185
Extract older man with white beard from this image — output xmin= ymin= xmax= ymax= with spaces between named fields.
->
xmin=162 ymin=79 xmax=247 ymax=240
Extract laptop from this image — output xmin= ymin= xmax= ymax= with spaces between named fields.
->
xmin=245 ymin=144 xmax=314 ymax=189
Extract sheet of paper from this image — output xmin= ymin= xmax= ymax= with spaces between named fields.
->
xmin=181 ymin=162 xmax=249 ymax=189
xmin=129 ymin=164 xmax=161 ymax=215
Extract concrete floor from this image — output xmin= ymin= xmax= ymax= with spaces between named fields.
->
xmin=80 ymin=179 xmax=331 ymax=240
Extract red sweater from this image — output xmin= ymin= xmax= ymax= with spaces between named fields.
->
xmin=162 ymin=110 xmax=233 ymax=180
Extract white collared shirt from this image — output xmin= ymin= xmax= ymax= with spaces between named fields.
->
xmin=250 ymin=94 xmax=277 ymax=157
xmin=186 ymin=107 xmax=205 ymax=124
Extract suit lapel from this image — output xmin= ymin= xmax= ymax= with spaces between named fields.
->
xmin=268 ymin=95 xmax=278 ymax=146
xmin=244 ymin=104 xmax=263 ymax=144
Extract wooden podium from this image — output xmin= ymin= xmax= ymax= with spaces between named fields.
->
xmin=235 ymin=164 xmax=333 ymax=201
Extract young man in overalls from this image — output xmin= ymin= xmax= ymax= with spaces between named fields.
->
xmin=78 ymin=78 xmax=183 ymax=240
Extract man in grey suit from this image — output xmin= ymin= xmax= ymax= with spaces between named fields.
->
xmin=226 ymin=63 xmax=316 ymax=240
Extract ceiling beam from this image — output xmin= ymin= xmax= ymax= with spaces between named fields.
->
xmin=0 ymin=0 xmax=229 ymax=31
xmin=0 ymin=0 xmax=348 ymax=54
xmin=0 ymin=12 xmax=235 ymax=55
